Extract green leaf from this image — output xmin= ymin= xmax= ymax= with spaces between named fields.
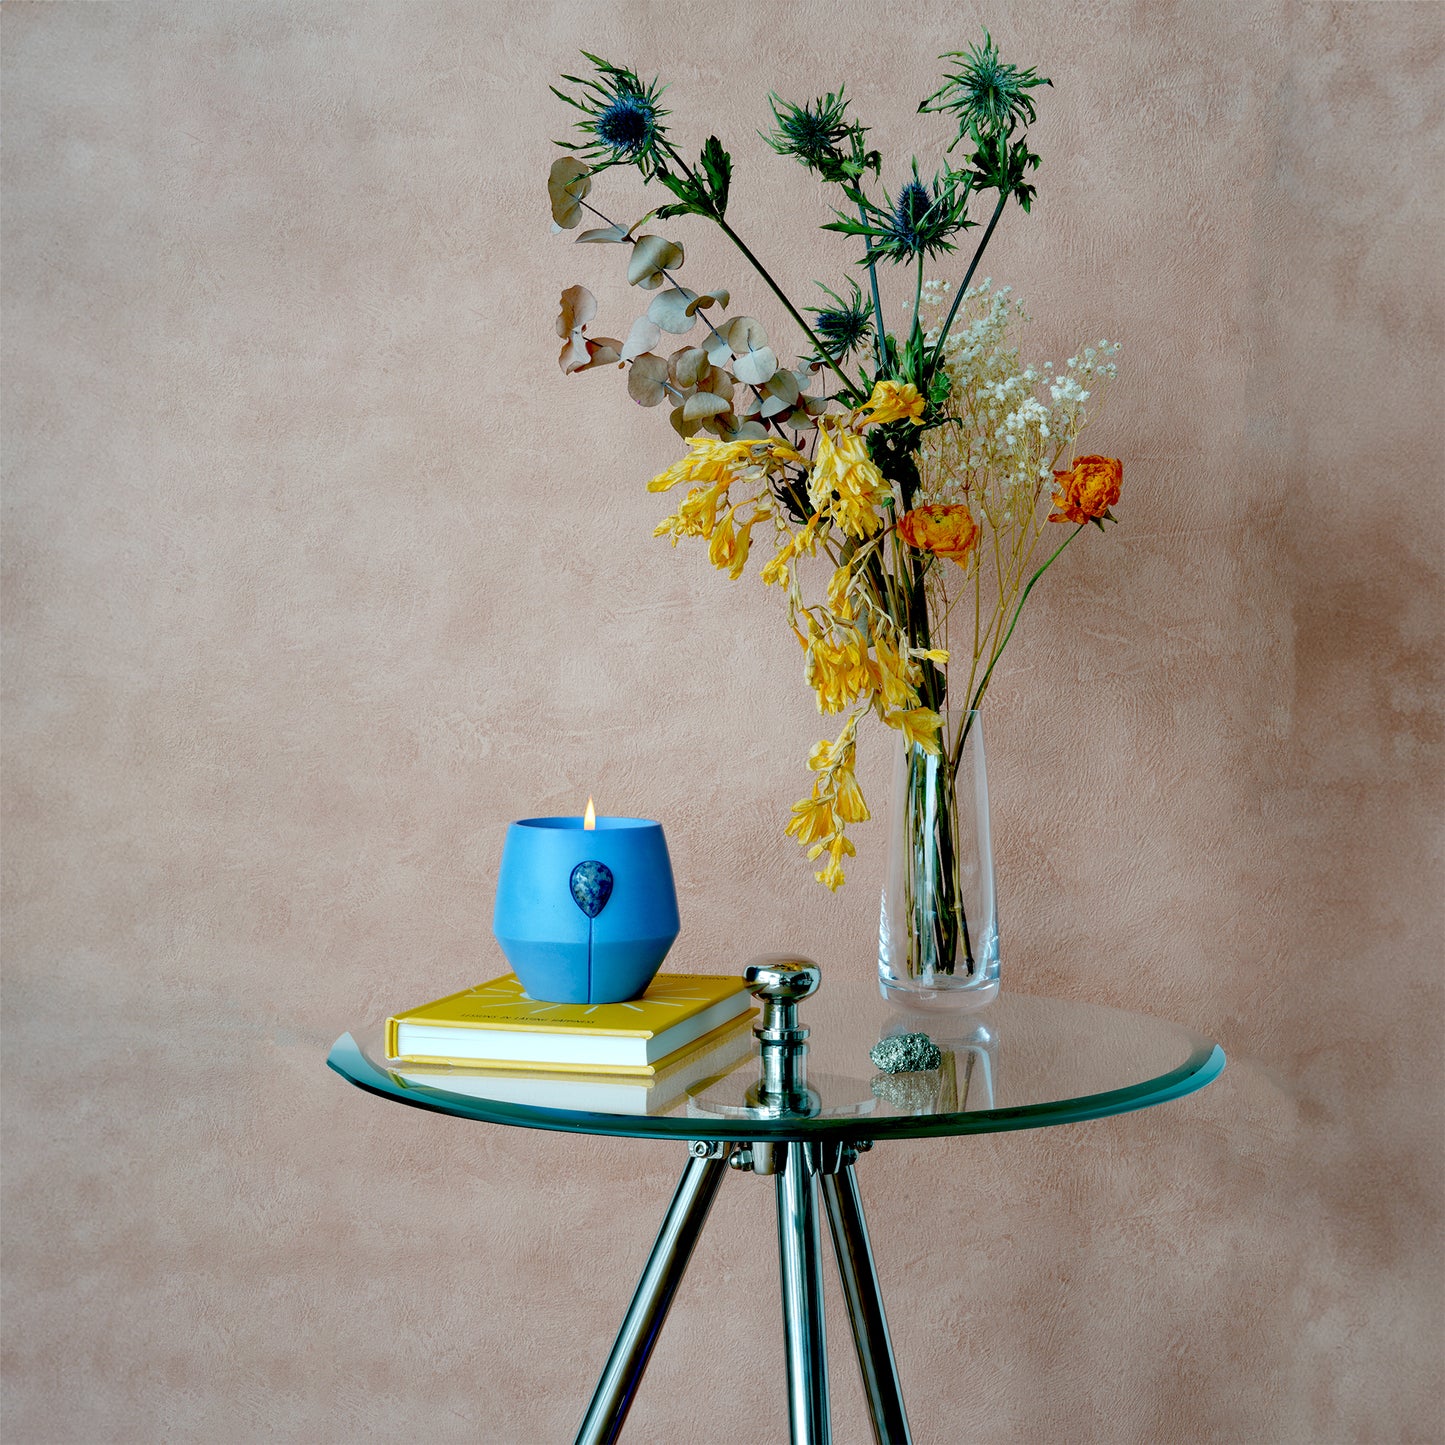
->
xmin=820 ymin=216 xmax=872 ymax=239
xmin=651 ymin=166 xmax=709 ymax=219
xmin=700 ymin=136 xmax=732 ymax=218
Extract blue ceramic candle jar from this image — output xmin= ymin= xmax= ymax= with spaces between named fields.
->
xmin=492 ymin=815 xmax=681 ymax=1005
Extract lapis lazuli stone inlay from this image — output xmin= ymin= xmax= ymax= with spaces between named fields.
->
xmin=569 ymin=860 xmax=614 ymax=918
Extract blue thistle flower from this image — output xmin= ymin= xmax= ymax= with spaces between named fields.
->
xmin=815 ymin=307 xmax=872 ymax=358
xmin=552 ymin=53 xmax=670 ymax=176
xmin=594 ymin=92 xmax=659 ymax=160
xmin=763 ymin=89 xmax=880 ymax=184
xmin=892 ymin=178 xmax=935 ymax=252
xmin=808 ymin=279 xmax=874 ymax=361
xmin=769 ymin=92 xmax=848 ymax=167
xmin=824 ymin=161 xmax=974 ymax=264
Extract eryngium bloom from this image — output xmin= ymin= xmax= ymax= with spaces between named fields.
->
xmin=893 ymin=178 xmax=935 ymax=247
xmin=919 ymin=32 xmax=1051 ymax=149
xmin=763 ymin=89 xmax=878 ymax=183
xmin=826 ymin=162 xmax=975 ymax=264
xmin=595 ymin=93 xmax=656 ymax=157
xmin=552 ymin=53 xmax=669 ymax=176
xmin=808 ymin=280 xmax=874 ymax=361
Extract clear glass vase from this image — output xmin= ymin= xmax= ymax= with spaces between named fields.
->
xmin=878 ymin=708 xmax=1000 ymax=1009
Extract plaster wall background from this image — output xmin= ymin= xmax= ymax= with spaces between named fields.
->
xmin=3 ymin=2 xmax=1442 ymax=1441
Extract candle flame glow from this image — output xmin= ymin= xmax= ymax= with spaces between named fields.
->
xmin=583 ymin=797 xmax=596 ymax=830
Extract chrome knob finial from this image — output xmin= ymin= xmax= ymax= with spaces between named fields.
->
xmin=744 ymin=956 xmax=821 ymax=1043
xmin=744 ymin=956 xmax=822 ymax=998
xmin=744 ymin=956 xmax=821 ymax=1121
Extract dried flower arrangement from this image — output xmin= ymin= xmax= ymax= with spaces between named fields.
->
xmin=546 ymin=38 xmax=1123 ymax=941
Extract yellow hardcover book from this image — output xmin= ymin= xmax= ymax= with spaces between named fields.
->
xmin=386 ymin=972 xmax=754 ymax=1074
xmin=393 ymin=1012 xmax=756 ymax=1115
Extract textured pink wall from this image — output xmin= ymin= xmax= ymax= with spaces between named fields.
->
xmin=3 ymin=3 xmax=1442 ymax=1441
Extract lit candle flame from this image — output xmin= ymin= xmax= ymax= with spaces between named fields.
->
xmin=583 ymin=797 xmax=596 ymax=831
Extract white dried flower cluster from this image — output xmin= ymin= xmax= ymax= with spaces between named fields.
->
xmin=917 ymin=280 xmax=1120 ymax=532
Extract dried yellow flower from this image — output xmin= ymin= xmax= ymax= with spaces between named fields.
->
xmin=857 ymin=380 xmax=926 ymax=428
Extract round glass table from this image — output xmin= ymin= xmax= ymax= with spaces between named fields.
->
xmin=328 ymin=968 xmax=1223 ymax=1445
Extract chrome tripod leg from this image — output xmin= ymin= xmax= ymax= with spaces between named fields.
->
xmin=777 ymin=1141 xmax=831 ymax=1444
xmin=822 ymin=1160 xmax=912 ymax=1445
xmin=575 ymin=1146 xmax=728 ymax=1445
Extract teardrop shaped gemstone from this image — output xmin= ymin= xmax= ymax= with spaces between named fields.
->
xmin=569 ymin=860 xmax=614 ymax=918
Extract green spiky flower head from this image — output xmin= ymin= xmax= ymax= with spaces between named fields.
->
xmin=918 ymin=32 xmax=1051 ymax=151
xmin=808 ymin=279 xmax=875 ymax=361
xmin=763 ymin=89 xmax=879 ymax=184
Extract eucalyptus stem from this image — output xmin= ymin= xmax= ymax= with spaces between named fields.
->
xmin=714 ymin=216 xmax=862 ymax=395
xmin=658 ymin=261 xmax=793 ymax=441
xmin=655 ymin=138 xmax=864 ymax=396
xmin=578 ymin=197 xmax=734 ymax=348
xmin=574 ymin=196 xmax=802 ymax=441
xmin=929 ymin=189 xmax=1008 ymax=370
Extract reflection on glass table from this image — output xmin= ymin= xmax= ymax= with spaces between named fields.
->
xmin=328 ymin=966 xmax=1224 ymax=1444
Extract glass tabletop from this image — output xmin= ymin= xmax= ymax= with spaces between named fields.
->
xmin=327 ymin=982 xmax=1224 ymax=1144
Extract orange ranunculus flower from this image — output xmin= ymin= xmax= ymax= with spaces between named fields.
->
xmin=897 ymin=504 xmax=980 ymax=566
xmin=1050 ymin=455 xmax=1122 ymax=524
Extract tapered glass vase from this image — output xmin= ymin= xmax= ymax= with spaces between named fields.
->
xmin=878 ymin=708 xmax=999 ymax=1010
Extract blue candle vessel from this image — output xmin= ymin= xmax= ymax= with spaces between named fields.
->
xmin=492 ymin=814 xmax=681 ymax=1005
